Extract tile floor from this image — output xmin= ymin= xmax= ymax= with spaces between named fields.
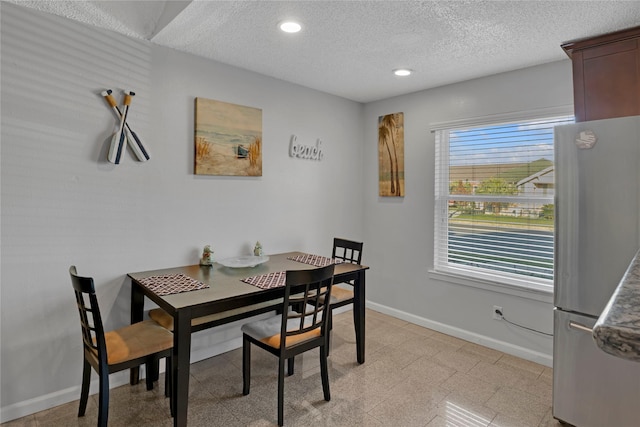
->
xmin=2 ymin=309 xmax=562 ymax=426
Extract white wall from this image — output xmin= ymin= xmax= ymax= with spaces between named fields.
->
xmin=362 ymin=61 xmax=573 ymax=366
xmin=0 ymin=4 xmax=364 ymax=421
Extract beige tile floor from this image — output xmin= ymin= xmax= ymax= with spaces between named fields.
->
xmin=2 ymin=309 xmax=562 ymax=427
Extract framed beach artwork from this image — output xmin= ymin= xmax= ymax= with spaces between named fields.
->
xmin=378 ymin=112 xmax=404 ymax=197
xmin=194 ymin=97 xmax=263 ymax=176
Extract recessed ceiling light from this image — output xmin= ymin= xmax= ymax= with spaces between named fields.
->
xmin=393 ymin=68 xmax=412 ymax=77
xmin=279 ymin=21 xmax=302 ymax=33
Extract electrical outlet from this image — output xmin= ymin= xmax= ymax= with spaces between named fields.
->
xmin=493 ymin=305 xmax=503 ymax=320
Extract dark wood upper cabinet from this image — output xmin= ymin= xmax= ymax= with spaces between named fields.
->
xmin=562 ymin=26 xmax=640 ymax=122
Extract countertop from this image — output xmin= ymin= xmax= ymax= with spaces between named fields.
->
xmin=593 ymin=248 xmax=640 ymax=362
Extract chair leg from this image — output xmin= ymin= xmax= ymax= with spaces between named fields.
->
xmin=150 ymin=358 xmax=160 ymax=382
xmin=78 ymin=359 xmax=91 ymax=416
xmin=242 ymin=336 xmax=251 ymax=395
xmin=326 ymin=309 xmax=334 ymax=356
xmin=165 ymin=357 xmax=172 ymax=398
xmin=287 ymin=357 xmax=295 ymax=376
xmin=145 ymin=360 xmax=155 ymax=391
xmin=277 ymin=357 xmax=286 ymax=427
xmin=320 ymin=345 xmax=331 ymax=402
xmin=97 ymin=368 xmax=109 ymax=427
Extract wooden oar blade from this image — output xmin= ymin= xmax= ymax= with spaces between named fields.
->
xmin=108 ymin=132 xmax=120 ymax=163
xmin=114 ymin=131 xmax=126 ymax=163
xmin=108 ymin=131 xmax=126 ymax=164
xmin=124 ymin=127 xmax=150 ymax=161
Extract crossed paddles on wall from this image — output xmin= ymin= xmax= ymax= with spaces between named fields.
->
xmin=101 ymin=89 xmax=150 ymax=164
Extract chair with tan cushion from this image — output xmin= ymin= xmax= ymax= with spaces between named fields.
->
xmin=241 ymin=264 xmax=334 ymax=426
xmin=70 ymin=266 xmax=173 ymax=427
xmin=323 ymin=238 xmax=363 ymax=354
xmin=147 ymin=299 xmax=284 ymax=398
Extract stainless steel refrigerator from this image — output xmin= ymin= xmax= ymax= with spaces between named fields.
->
xmin=553 ymin=115 xmax=640 ymax=426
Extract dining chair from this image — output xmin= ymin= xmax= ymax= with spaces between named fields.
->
xmin=241 ymin=264 xmax=335 ymax=427
xmin=323 ymin=237 xmax=363 ymax=354
xmin=147 ymin=299 xmax=283 ymax=396
xmin=70 ymin=266 xmax=173 ymax=427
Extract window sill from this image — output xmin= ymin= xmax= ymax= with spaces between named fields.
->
xmin=428 ymin=269 xmax=554 ymax=303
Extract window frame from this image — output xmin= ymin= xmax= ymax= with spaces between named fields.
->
xmin=430 ymin=106 xmax=574 ymax=297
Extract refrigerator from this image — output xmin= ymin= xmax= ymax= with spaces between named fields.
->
xmin=553 ymin=114 xmax=640 ymax=426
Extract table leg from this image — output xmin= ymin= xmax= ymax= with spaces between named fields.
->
xmin=173 ymin=311 xmax=192 ymax=427
xmin=130 ymin=281 xmax=145 ymax=385
xmin=353 ymin=270 xmax=366 ymax=364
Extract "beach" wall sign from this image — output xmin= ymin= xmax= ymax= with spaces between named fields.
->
xmin=289 ymin=135 xmax=324 ymax=161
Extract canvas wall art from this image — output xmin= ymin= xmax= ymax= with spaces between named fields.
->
xmin=378 ymin=112 xmax=404 ymax=196
xmin=194 ymin=97 xmax=262 ymax=176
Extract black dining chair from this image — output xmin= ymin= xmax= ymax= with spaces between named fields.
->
xmin=70 ymin=266 xmax=173 ymax=427
xmin=241 ymin=264 xmax=335 ymax=426
xmin=323 ymin=238 xmax=363 ymax=354
xmin=147 ymin=300 xmax=283 ymax=397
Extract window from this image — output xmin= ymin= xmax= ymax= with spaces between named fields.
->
xmin=433 ymin=113 xmax=574 ymax=292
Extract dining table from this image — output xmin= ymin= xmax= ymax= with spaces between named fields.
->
xmin=128 ymin=251 xmax=368 ymax=427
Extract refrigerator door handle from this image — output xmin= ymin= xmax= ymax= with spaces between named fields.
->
xmin=569 ymin=321 xmax=593 ymax=333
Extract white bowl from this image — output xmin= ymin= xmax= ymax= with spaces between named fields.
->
xmin=217 ymin=255 xmax=269 ymax=268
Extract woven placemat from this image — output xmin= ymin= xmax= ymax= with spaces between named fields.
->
xmin=287 ymin=253 xmax=344 ymax=267
xmin=138 ymin=273 xmax=209 ymax=296
xmin=242 ymin=271 xmax=286 ymax=290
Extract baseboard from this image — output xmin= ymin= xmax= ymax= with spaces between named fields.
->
xmin=366 ymin=301 xmax=553 ymax=367
xmin=0 ymin=338 xmax=242 ymax=424
xmin=0 ymin=384 xmax=83 ymax=424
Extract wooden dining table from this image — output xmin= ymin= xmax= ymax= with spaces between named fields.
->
xmin=128 ymin=251 xmax=368 ymax=427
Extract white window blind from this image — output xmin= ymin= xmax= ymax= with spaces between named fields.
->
xmin=434 ymin=115 xmax=574 ymax=291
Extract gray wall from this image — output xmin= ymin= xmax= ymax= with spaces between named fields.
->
xmin=1 ymin=2 xmax=574 ymax=422
xmin=0 ymin=3 xmax=364 ymax=420
xmin=362 ymin=61 xmax=573 ymax=366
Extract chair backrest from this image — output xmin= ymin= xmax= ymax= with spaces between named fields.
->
xmin=332 ymin=238 xmax=363 ymax=265
xmin=70 ymin=266 xmax=107 ymax=367
xmin=280 ymin=264 xmax=335 ymax=349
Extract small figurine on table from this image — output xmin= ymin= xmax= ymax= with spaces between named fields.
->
xmin=253 ymin=241 xmax=263 ymax=257
xmin=200 ymin=245 xmax=214 ymax=266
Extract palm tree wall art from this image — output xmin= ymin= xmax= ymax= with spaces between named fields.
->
xmin=378 ymin=112 xmax=404 ymax=197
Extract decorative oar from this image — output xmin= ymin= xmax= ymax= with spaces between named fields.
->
xmin=101 ymin=90 xmax=150 ymax=161
xmin=106 ymin=92 xmax=129 ymax=164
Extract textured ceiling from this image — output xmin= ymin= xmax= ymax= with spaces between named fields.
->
xmin=7 ymin=0 xmax=640 ymax=103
